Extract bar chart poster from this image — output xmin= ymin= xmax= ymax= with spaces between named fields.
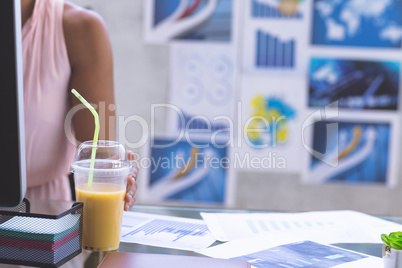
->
xmin=241 ymin=0 xmax=310 ymax=74
xmin=242 ymin=23 xmax=309 ymax=74
xmin=256 ymin=30 xmax=295 ymax=68
xmin=250 ymin=0 xmax=306 ymax=19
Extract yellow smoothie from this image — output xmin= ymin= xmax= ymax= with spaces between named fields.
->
xmin=76 ymin=183 xmax=125 ymax=251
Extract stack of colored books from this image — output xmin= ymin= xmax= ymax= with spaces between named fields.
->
xmin=0 ymin=213 xmax=81 ymax=265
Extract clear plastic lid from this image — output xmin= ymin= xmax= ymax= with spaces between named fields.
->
xmin=70 ymin=140 xmax=131 ymax=176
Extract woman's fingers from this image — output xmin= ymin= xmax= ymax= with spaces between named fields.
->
xmin=128 ymin=151 xmax=135 ymax=161
xmin=124 ymin=174 xmax=137 ymax=211
xmin=131 ymin=165 xmax=139 ymax=181
xmin=125 ymin=194 xmax=136 ymax=211
xmin=124 ymin=151 xmax=139 ymax=211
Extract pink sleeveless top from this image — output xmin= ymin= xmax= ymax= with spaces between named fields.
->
xmin=23 ymin=0 xmax=76 ymax=200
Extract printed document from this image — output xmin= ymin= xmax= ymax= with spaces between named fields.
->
xmin=199 ymin=234 xmax=382 ymax=268
xmin=201 ymin=210 xmax=402 ymax=244
xmin=120 ymin=212 xmax=215 ymax=251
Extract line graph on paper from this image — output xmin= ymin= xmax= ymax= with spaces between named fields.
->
xmin=120 ymin=212 xmax=215 ymax=251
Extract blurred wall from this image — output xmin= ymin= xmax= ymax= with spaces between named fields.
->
xmin=71 ymin=0 xmax=170 ymax=141
xmin=70 ymin=0 xmax=402 ymax=216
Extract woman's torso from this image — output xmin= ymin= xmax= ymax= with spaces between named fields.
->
xmin=22 ymin=0 xmax=76 ymax=189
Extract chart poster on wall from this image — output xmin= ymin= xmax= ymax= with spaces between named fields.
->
xmin=144 ymin=0 xmax=234 ymax=44
xmin=242 ymin=0 xmax=311 ymax=75
xmin=250 ymin=0 xmax=307 ymax=19
xmin=234 ymin=76 xmax=307 ymax=173
xmin=167 ymin=42 xmax=236 ymax=137
xmin=142 ymin=137 xmax=228 ymax=205
xmin=312 ymin=0 xmax=402 ymax=48
xmin=309 ymin=58 xmax=400 ymax=111
xmin=302 ymin=117 xmax=399 ymax=187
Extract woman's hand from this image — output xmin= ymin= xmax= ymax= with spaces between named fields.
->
xmin=124 ymin=151 xmax=138 ymax=211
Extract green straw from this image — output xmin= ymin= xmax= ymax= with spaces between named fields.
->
xmin=71 ymin=89 xmax=99 ymax=188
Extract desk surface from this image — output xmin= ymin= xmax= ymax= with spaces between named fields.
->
xmin=4 ymin=200 xmax=400 ymax=268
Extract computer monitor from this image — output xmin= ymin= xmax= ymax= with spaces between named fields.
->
xmin=0 ymin=0 xmax=27 ymax=208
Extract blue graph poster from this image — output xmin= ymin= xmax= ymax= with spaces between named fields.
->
xmin=256 ymin=29 xmax=296 ymax=69
xmin=147 ymin=137 xmax=228 ymax=204
xmin=146 ymin=0 xmax=233 ymax=43
xmin=242 ymin=0 xmax=308 ymax=74
xmin=309 ymin=121 xmax=390 ymax=184
xmin=251 ymin=0 xmax=303 ymax=19
xmin=232 ymin=240 xmax=367 ymax=268
xmin=309 ymin=58 xmax=400 ymax=110
xmin=312 ymin=0 xmax=402 ymax=48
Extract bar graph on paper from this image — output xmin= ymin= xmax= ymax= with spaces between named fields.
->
xmin=123 ymin=219 xmax=210 ymax=242
xmin=120 ymin=212 xmax=215 ymax=251
xmin=256 ymin=30 xmax=295 ymax=69
xmin=251 ymin=0 xmax=302 ymax=19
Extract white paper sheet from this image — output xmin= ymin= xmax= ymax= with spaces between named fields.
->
xmin=120 ymin=212 xmax=215 ymax=251
xmin=201 ymin=210 xmax=402 ymax=244
xmin=199 ymin=234 xmax=382 ymax=268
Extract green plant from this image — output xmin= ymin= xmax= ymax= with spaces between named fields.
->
xmin=382 ymin=232 xmax=402 ymax=250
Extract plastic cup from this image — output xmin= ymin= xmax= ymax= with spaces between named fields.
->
xmin=71 ymin=140 xmax=131 ymax=252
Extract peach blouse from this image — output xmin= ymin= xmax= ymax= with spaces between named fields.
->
xmin=23 ymin=0 xmax=76 ymax=200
